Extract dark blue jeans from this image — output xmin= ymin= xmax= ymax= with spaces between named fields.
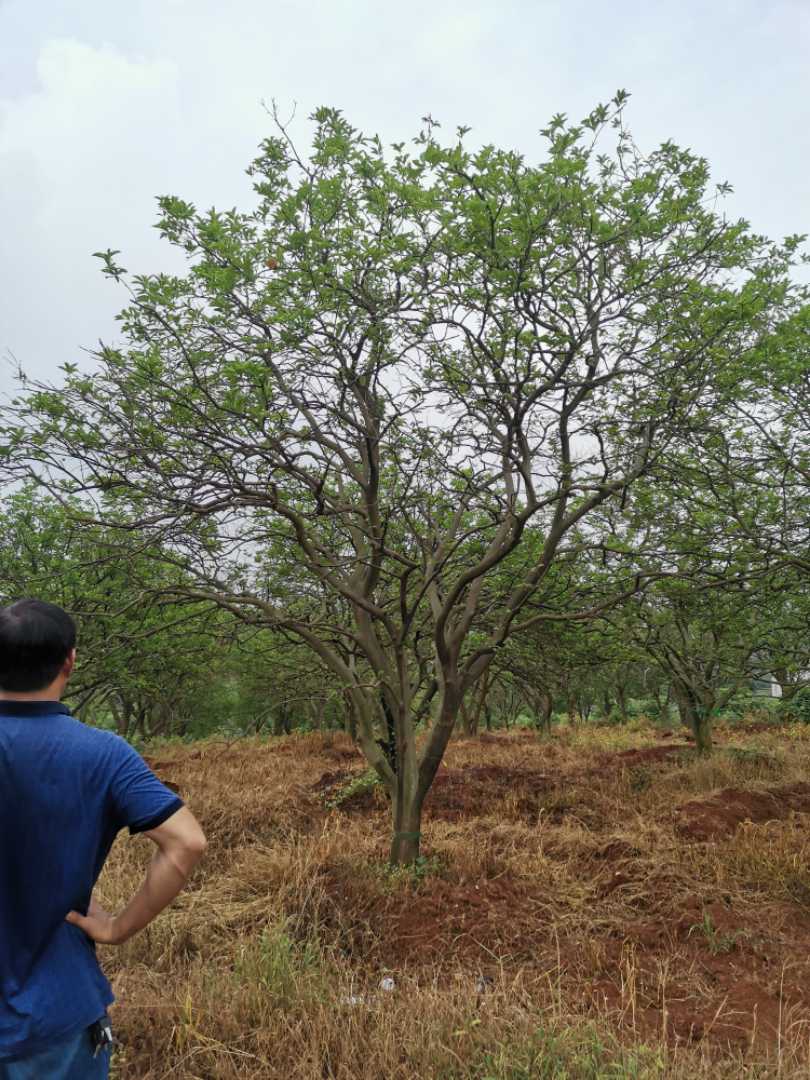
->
xmin=0 ymin=1022 xmax=110 ymax=1079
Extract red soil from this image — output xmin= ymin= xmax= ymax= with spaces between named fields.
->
xmin=676 ymin=782 xmax=810 ymax=840
xmin=308 ymin=744 xmax=810 ymax=1049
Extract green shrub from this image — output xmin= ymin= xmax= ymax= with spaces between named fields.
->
xmin=599 ymin=707 xmax=625 ymax=726
xmin=644 ymin=698 xmax=676 ymax=725
xmin=627 ymin=698 xmax=653 ymax=718
xmin=783 ymin=686 xmax=810 ymax=725
xmin=719 ymin=688 xmax=758 ymax=721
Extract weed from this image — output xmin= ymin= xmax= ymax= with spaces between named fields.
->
xmin=723 ymin=745 xmax=784 ymax=778
xmin=233 ymin=918 xmax=325 ymax=1008
xmin=688 ymin=911 xmax=741 ymax=955
xmin=710 ymin=818 xmax=810 ymax=907
xmin=322 ymin=767 xmax=382 ymax=809
xmin=375 ymin=852 xmax=446 ymax=889
xmin=784 ymin=872 xmax=810 ymax=907
xmin=625 ymin=765 xmax=652 ymax=794
xmin=466 ymin=1023 xmax=666 ymax=1079
xmin=784 ymin=687 xmax=810 ymax=725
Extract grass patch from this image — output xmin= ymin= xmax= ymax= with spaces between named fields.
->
xmin=460 ymin=1023 xmax=666 ymax=1079
xmin=709 ymin=818 xmax=810 ymax=906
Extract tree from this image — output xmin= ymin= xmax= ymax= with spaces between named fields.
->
xmin=700 ymin=303 xmax=810 ymax=581
xmin=594 ymin=435 xmax=810 ymax=752
xmin=225 ymin=628 xmax=351 ymax=736
xmin=0 ymin=485 xmax=230 ymax=733
xmin=614 ymin=582 xmax=754 ymax=753
xmin=6 ymin=96 xmax=804 ymax=861
xmin=491 ymin=616 xmax=607 ymax=729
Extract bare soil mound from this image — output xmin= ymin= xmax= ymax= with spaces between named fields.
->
xmin=313 ymin=748 xmax=693 ymax=823
xmin=600 ymin=744 xmax=690 ymax=768
xmin=424 ymin=764 xmax=553 ymax=820
xmin=676 ymin=782 xmax=810 ymax=840
xmin=360 ymin=873 xmax=543 ymax=967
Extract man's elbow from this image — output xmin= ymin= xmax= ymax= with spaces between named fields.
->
xmin=166 ymin=833 xmax=206 ymax=878
xmin=167 ymin=825 xmax=207 ymax=874
xmin=148 ymin=807 xmax=207 ymax=873
xmin=187 ymin=829 xmax=208 ymax=859
xmin=182 ymin=825 xmax=207 ymax=863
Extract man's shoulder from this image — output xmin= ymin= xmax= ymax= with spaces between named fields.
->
xmin=61 ymin=722 xmax=142 ymax=765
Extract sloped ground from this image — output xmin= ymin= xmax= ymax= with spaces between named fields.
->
xmin=98 ymin=722 xmax=810 ymax=1078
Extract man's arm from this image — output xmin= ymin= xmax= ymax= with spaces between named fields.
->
xmin=65 ymin=806 xmax=207 ymax=945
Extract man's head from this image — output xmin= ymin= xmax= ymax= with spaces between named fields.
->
xmin=0 ymin=599 xmax=77 ymax=694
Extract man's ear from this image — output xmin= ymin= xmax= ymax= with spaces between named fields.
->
xmin=63 ymin=648 xmax=77 ymax=678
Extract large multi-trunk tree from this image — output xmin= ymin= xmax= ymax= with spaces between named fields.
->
xmin=6 ymin=95 xmax=803 ymax=861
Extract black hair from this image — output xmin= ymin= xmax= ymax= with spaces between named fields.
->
xmin=0 ymin=599 xmax=77 ymax=692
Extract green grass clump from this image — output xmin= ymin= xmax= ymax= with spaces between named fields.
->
xmin=323 ymin=768 xmax=382 ymax=809
xmin=454 ymin=1023 xmax=665 ymax=1079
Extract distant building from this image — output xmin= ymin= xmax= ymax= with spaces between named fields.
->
xmin=751 ymin=674 xmax=783 ymax=698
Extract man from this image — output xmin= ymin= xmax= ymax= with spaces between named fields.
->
xmin=0 ymin=599 xmax=207 ymax=1078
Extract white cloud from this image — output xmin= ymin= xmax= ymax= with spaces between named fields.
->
xmin=0 ymin=1 xmax=808 ymax=391
xmin=0 ymin=39 xmax=186 ymax=384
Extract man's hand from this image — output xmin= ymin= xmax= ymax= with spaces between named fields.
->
xmin=66 ymin=896 xmax=127 ymax=945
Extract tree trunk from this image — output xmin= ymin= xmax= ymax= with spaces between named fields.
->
xmin=459 ymin=697 xmax=473 ymax=736
xmin=272 ymin=705 xmax=291 ymax=736
xmin=389 ymin=787 xmax=424 ymax=864
xmin=465 ymin=671 xmax=491 ymax=736
xmin=566 ymin=691 xmax=578 ymax=725
xmin=111 ymin=695 xmax=132 ymax=738
xmin=345 ymin=701 xmax=357 ymax=740
xmin=535 ymin=690 xmax=553 ymax=733
xmin=150 ymin=702 xmax=173 ymax=738
xmin=388 ymin=700 xmax=424 ymax=864
xmin=774 ymin=668 xmax=799 ymax=701
xmin=693 ymin=709 xmax=713 ymax=755
xmin=672 ymin=681 xmax=713 ymax=755
xmin=615 ymin=682 xmax=628 ymax=723
xmin=654 ymin=682 xmax=671 ymax=721
xmin=386 ymin=684 xmax=463 ymax=865
xmin=309 ymin=700 xmax=322 ymax=731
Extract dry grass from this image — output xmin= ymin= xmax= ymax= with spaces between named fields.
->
xmin=97 ymin=723 xmax=810 ymax=1078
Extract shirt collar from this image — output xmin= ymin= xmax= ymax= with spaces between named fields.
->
xmin=0 ymin=700 xmax=72 ymax=717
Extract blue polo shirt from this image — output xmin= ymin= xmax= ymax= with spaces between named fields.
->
xmin=0 ymin=700 xmax=183 ymax=1062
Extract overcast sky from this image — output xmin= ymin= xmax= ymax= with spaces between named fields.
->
xmin=1 ymin=0 xmax=808 ymax=391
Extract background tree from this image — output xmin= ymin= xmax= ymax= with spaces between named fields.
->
xmin=594 ymin=440 xmax=810 ymax=751
xmin=0 ymin=485 xmax=230 ymax=734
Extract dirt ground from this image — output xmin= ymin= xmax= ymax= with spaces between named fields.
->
xmin=100 ymin=721 xmax=810 ymax=1078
